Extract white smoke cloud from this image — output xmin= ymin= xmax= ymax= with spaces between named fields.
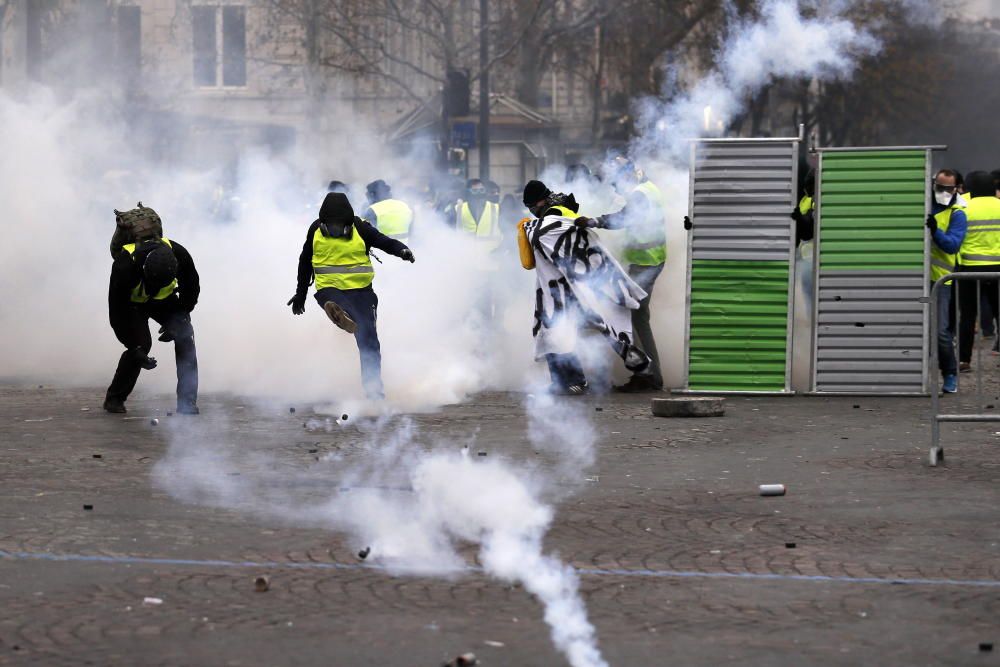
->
xmin=154 ymin=394 xmax=608 ymax=667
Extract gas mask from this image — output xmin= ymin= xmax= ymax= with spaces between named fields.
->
xmin=320 ymin=219 xmax=353 ymax=239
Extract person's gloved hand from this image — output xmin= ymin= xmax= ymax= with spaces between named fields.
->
xmin=130 ymin=346 xmax=157 ymax=370
xmin=683 ymin=215 xmax=693 ymax=231
xmin=400 ymin=248 xmax=415 ymax=263
xmin=157 ymin=325 xmax=173 ymax=342
xmin=790 ymin=208 xmax=803 ymax=222
xmin=574 ymin=217 xmax=600 ymax=228
xmin=287 ymin=292 xmax=307 ymax=315
xmin=926 ymin=214 xmax=938 ymax=232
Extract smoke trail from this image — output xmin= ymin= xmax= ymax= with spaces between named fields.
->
xmin=155 ymin=393 xmax=608 ymax=667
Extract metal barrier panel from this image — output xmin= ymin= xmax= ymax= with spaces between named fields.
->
xmin=812 ymin=149 xmax=930 ymax=394
xmin=685 ymin=138 xmax=798 ymax=393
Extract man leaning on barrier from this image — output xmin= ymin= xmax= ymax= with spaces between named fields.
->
xmin=926 ymin=169 xmax=967 ymax=393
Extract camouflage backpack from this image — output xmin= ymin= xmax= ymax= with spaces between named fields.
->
xmin=110 ymin=202 xmax=163 ymax=258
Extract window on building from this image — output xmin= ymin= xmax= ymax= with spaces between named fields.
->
xmin=116 ymin=6 xmax=142 ymax=87
xmin=192 ymin=5 xmax=246 ymax=88
xmin=222 ymin=7 xmax=246 ymax=86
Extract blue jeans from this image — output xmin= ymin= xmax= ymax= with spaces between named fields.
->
xmin=935 ymin=282 xmax=957 ymax=376
xmin=315 ymin=286 xmax=383 ymax=398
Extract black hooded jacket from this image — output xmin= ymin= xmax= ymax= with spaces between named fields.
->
xmin=295 ymin=192 xmax=410 ymax=295
xmin=108 ymin=239 xmax=200 ymax=343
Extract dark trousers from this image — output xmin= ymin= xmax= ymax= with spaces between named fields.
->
xmin=545 ymin=353 xmax=586 ymax=389
xmin=628 ymin=263 xmax=664 ymax=386
xmin=981 ymin=289 xmax=996 ymax=335
xmin=106 ymin=302 xmax=198 ymax=407
xmin=933 ymin=281 xmax=957 ymax=376
xmin=958 ymin=264 xmax=1000 ymax=363
xmin=315 ymin=285 xmax=383 ymax=398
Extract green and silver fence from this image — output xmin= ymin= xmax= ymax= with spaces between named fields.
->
xmin=810 ymin=146 xmax=941 ymax=395
xmin=683 ymin=136 xmax=800 ymax=393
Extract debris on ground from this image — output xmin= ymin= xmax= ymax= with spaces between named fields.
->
xmin=24 ymin=417 xmax=53 ymax=423
xmin=477 ymin=451 xmax=487 ymax=457
xmin=358 ymin=546 xmax=371 ymax=560
xmin=442 ymin=653 xmax=478 ymax=667
xmin=759 ymin=484 xmax=786 ymax=497
xmin=92 ymin=454 xmax=102 ymax=459
xmin=150 ymin=418 xmax=159 ymax=426
xmin=83 ymin=504 xmax=93 ymax=511
xmin=980 ymin=643 xmax=993 ymax=652
xmin=483 ymin=640 xmax=504 ymax=647
xmin=785 ymin=542 xmax=796 ymax=549
xmin=142 ymin=597 xmax=163 ymax=605
xmin=254 ymin=575 xmax=270 ymax=592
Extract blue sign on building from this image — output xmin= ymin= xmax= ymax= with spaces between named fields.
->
xmin=451 ymin=122 xmax=477 ymax=149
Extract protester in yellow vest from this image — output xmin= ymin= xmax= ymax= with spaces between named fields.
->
xmin=105 ymin=230 xmax=200 ymax=415
xmin=288 ymin=193 xmax=415 ymax=400
xmin=456 ymin=178 xmax=502 ymax=252
xmin=956 ymin=171 xmax=1000 ymax=373
xmin=926 ymin=169 xmax=967 ymax=392
xmin=580 ymin=157 xmax=667 ymax=393
xmin=362 ymin=180 xmax=414 ymax=242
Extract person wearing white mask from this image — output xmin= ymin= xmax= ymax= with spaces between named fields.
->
xmin=926 ymin=168 xmax=967 ymax=391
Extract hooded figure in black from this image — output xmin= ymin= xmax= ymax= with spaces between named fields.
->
xmin=105 ymin=236 xmax=200 ymax=414
xmin=289 ymin=192 xmax=415 ymax=400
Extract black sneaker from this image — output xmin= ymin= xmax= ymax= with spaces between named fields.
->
xmin=103 ymin=397 xmax=127 ymax=414
xmin=613 ymin=375 xmax=663 ymax=393
xmin=176 ymin=404 xmax=200 ymax=415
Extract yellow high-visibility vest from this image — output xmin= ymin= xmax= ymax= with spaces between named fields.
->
xmin=312 ymin=226 xmax=374 ymax=291
xmin=623 ymin=180 xmax=667 ymax=266
xmin=457 ymin=201 xmax=502 ymax=252
xmin=370 ymin=199 xmax=413 ymax=241
xmin=123 ymin=238 xmax=177 ymax=303
xmin=799 ymin=195 xmax=814 ymax=215
xmin=930 ymin=201 xmax=966 ymax=284
xmin=959 ymin=196 xmax=1000 ymax=267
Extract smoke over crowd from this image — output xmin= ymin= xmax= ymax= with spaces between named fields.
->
xmin=0 ymin=0 xmax=944 ymax=665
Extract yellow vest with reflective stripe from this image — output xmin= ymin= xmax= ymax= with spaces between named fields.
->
xmin=959 ymin=196 xmax=1000 ymax=266
xmin=930 ymin=203 xmax=965 ymax=284
xmin=623 ymin=180 xmax=667 ymax=266
xmin=123 ymin=238 xmax=177 ymax=303
xmin=457 ymin=201 xmax=502 ymax=251
xmin=369 ymin=199 xmax=413 ymax=241
xmin=312 ymin=226 xmax=374 ymax=290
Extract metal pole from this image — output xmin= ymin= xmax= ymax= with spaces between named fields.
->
xmin=478 ymin=0 xmax=490 ymax=181
xmin=930 ymin=278 xmax=942 ymax=451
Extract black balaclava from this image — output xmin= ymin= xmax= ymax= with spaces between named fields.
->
xmin=141 ymin=243 xmax=178 ymax=294
xmin=318 ymin=192 xmax=355 ymax=239
xmin=522 ymin=180 xmax=552 ymax=215
xmin=466 ymin=178 xmax=487 ymax=222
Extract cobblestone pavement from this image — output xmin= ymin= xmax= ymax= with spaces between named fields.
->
xmin=1 ymin=382 xmax=999 ymax=666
